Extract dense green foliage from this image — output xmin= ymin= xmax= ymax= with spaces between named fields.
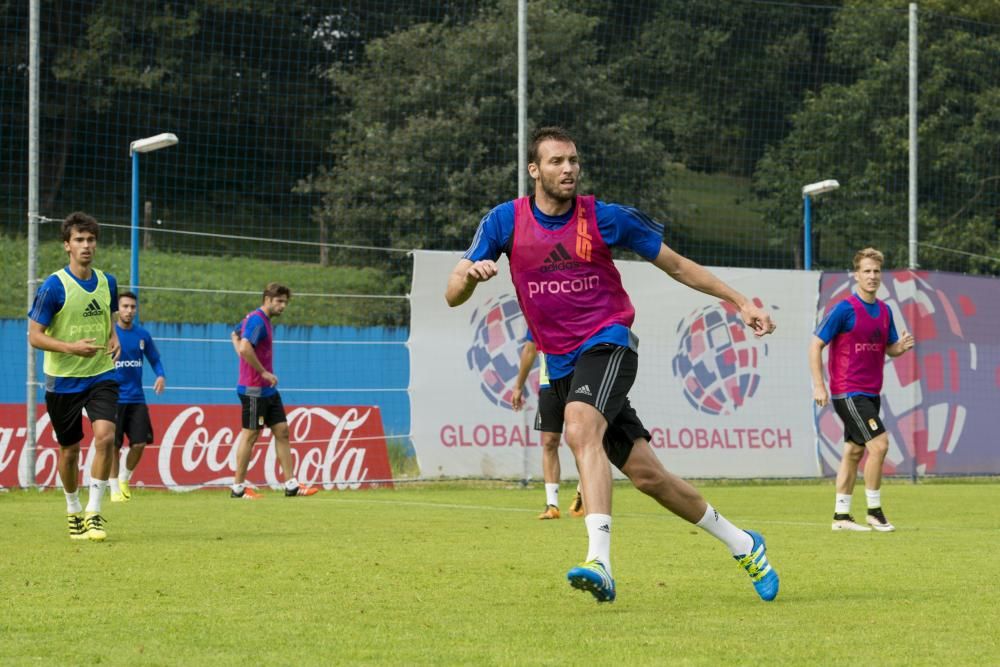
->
xmin=754 ymin=5 xmax=1000 ymax=271
xmin=1 ymin=481 xmax=998 ymax=664
xmin=301 ymin=1 xmax=671 ymax=266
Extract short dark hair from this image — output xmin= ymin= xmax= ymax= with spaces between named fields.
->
xmin=119 ymin=291 xmax=138 ymax=304
xmin=61 ymin=211 xmax=99 ymax=242
xmin=262 ymin=282 xmax=291 ymax=301
xmin=528 ymin=126 xmax=577 ymax=165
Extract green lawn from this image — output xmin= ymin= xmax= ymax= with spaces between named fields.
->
xmin=667 ymin=167 xmax=791 ymax=268
xmin=1 ymin=480 xmax=997 ymax=665
xmin=2 ymin=234 xmax=408 ymax=326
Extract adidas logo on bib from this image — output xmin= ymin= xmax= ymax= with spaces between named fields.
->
xmin=575 ymin=384 xmax=593 ymax=396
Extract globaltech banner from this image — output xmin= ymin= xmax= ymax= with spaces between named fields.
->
xmin=409 ymin=250 xmax=821 ymax=478
xmin=0 ymin=404 xmax=393 ymax=490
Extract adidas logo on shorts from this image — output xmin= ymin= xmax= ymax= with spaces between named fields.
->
xmin=575 ymin=385 xmax=593 ymax=396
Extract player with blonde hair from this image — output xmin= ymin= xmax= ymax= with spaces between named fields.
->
xmin=810 ymin=247 xmax=915 ymax=532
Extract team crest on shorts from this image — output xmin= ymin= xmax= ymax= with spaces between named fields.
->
xmin=868 ymin=418 xmax=878 ymax=431
xmin=258 ymin=415 xmax=265 ymax=427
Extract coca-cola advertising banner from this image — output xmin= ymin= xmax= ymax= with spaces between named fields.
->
xmin=410 ymin=251 xmax=821 ymax=479
xmin=0 ymin=404 xmax=394 ymax=490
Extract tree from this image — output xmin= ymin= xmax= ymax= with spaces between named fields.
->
xmin=754 ymin=5 xmax=1000 ymax=273
xmin=618 ymin=0 xmax=840 ymax=177
xmin=300 ymin=0 xmax=670 ymax=268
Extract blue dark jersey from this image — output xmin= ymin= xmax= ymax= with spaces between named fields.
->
xmin=815 ymin=294 xmax=899 ymax=397
xmin=236 ymin=309 xmax=276 ymax=397
xmin=28 ymin=267 xmax=119 ymax=393
xmin=464 ymin=198 xmax=663 ymax=380
xmin=114 ymin=324 xmax=165 ymax=404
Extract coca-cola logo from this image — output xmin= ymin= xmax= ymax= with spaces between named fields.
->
xmin=0 ymin=410 xmax=68 ymax=487
xmin=158 ymin=405 xmax=377 ymax=490
xmin=0 ymin=403 xmax=394 ymax=490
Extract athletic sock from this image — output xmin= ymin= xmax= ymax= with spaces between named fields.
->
xmin=65 ymin=490 xmax=82 ymax=514
xmin=231 ymin=482 xmax=246 ymax=494
xmin=696 ymin=504 xmax=754 ymax=556
xmin=865 ymin=488 xmax=881 ymax=510
xmin=86 ymin=479 xmax=108 ymax=513
xmin=584 ymin=514 xmax=612 ymax=576
xmin=835 ymin=493 xmax=852 ymax=515
xmin=284 ymin=478 xmax=299 ymax=491
xmin=120 ymin=466 xmax=134 ymax=483
xmin=544 ymin=483 xmax=559 ymax=508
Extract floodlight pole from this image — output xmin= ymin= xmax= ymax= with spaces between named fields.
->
xmin=129 ymin=133 xmax=178 ymax=298
xmin=801 ymin=179 xmax=840 ymax=270
xmin=803 ymin=194 xmax=813 ymax=271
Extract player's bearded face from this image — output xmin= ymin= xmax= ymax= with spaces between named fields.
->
xmin=265 ymin=296 xmax=289 ymax=317
xmin=534 ymin=140 xmax=579 ymax=203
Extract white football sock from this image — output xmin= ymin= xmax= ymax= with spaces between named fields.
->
xmin=65 ymin=490 xmax=82 ymax=514
xmin=120 ymin=466 xmax=133 ymax=483
xmin=696 ymin=504 xmax=754 ymax=556
xmin=86 ymin=479 xmax=108 ymax=513
xmin=584 ymin=513 xmax=612 ymax=575
xmin=284 ymin=478 xmax=299 ymax=491
xmin=835 ymin=493 xmax=852 ymax=515
xmin=865 ymin=488 xmax=881 ymax=509
xmin=544 ymin=483 xmax=559 ymax=507
xmin=231 ymin=482 xmax=246 ymax=494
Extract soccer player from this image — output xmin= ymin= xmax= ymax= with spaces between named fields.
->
xmin=110 ymin=291 xmax=166 ymax=502
xmin=230 ymin=283 xmax=317 ymax=499
xmin=511 ymin=331 xmax=584 ymax=519
xmin=809 ymin=247 xmax=915 ymax=532
xmin=445 ymin=127 xmax=780 ymax=603
xmin=28 ymin=212 xmax=120 ymax=541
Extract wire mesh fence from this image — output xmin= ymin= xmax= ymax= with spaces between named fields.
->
xmin=3 ymin=1 xmax=1000 ymax=484
xmin=3 ymin=1 xmax=999 ymax=297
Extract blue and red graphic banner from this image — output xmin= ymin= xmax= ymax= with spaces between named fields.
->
xmin=815 ymin=270 xmax=1000 ymax=476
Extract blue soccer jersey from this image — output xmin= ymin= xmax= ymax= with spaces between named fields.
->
xmin=463 ymin=198 xmax=663 ymax=380
xmin=114 ymin=323 xmax=165 ymax=404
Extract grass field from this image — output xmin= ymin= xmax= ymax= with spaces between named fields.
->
xmin=1 ymin=233 xmax=408 ymax=326
xmin=2 ymin=480 xmax=998 ymax=666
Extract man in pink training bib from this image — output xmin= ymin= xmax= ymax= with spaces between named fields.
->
xmin=446 ymin=126 xmax=780 ymax=603
xmin=810 ymin=247 xmax=915 ymax=533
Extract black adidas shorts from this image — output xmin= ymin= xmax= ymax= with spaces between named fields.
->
xmin=45 ymin=380 xmax=119 ymax=447
xmin=534 ymin=386 xmax=563 ymax=434
xmin=832 ymin=395 xmax=885 ymax=445
xmin=549 ymin=344 xmax=651 ymax=470
xmin=115 ymin=403 xmax=154 ymax=447
xmin=239 ymin=392 xmax=287 ymax=430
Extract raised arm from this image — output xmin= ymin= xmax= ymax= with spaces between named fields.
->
xmin=445 ymin=258 xmax=500 ymax=307
xmin=650 ymin=243 xmax=775 ymax=337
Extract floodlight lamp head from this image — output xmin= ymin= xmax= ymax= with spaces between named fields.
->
xmin=130 ymin=133 xmax=179 ymax=155
xmin=802 ymin=179 xmax=840 ymax=198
